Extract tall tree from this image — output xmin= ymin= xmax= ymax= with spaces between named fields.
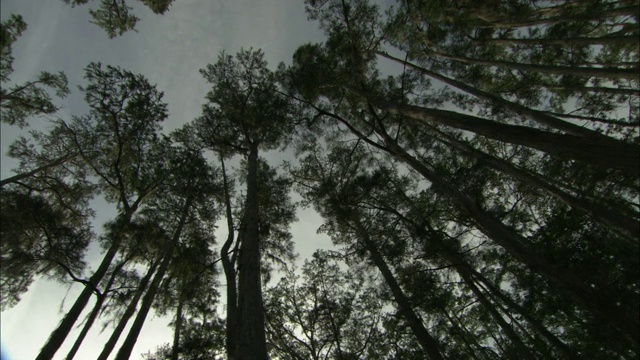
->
xmin=113 ymin=138 xmax=221 ymax=360
xmin=195 ymin=48 xmax=294 ymax=360
xmin=35 ymin=62 xmax=169 ymax=360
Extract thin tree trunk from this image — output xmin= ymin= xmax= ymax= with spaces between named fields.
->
xmin=430 ymin=51 xmax=639 ymax=80
xmin=452 ymin=261 xmax=536 ymax=360
xmin=35 ymin=213 xmax=131 ymax=360
xmin=545 ymin=85 xmax=640 ymax=96
xmin=470 ymin=267 xmax=580 ymax=360
xmin=376 ymin=51 xmax=635 ymax=140
xmin=235 ymin=144 xmax=268 ymax=360
xmin=171 ymin=293 xmax=185 ymax=360
xmin=65 ymin=260 xmax=126 ymax=360
xmin=480 ymin=34 xmax=639 ymax=46
xmin=355 ymin=219 xmax=445 ymax=360
xmin=544 ymin=111 xmax=640 ymax=127
xmin=442 ymin=310 xmax=484 ymax=360
xmin=475 ymin=5 xmax=639 ymax=29
xmin=114 ymin=195 xmax=193 ymax=360
xmin=378 ymin=101 xmax=639 ymax=177
xmin=376 ymin=132 xmax=638 ymax=346
xmin=96 ymin=260 xmax=159 ymax=360
xmin=0 ymin=153 xmax=76 ymax=187
xmin=220 ymin=157 xmax=239 ymax=360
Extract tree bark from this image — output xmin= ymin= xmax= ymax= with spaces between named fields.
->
xmin=235 ymin=144 xmax=268 ymax=360
xmin=220 ymin=157 xmax=239 ymax=359
xmin=355 ymin=219 xmax=445 ymax=360
xmin=97 ymin=260 xmax=158 ymax=360
xmin=379 ymin=101 xmax=639 ymax=177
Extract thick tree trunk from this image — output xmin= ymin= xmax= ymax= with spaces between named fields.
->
xmin=378 ymin=135 xmax=639 ymax=346
xmin=171 ymin=293 xmax=185 ymax=360
xmin=355 ymin=220 xmax=445 ymax=360
xmin=114 ymin=195 xmax=193 ymax=360
xmin=35 ymin=219 xmax=128 ymax=360
xmin=380 ymin=101 xmax=639 ymax=177
xmin=220 ymin=158 xmax=239 ymax=360
xmin=65 ymin=260 xmax=125 ymax=360
xmin=97 ymin=260 xmax=158 ymax=360
xmin=235 ymin=145 xmax=268 ymax=360
xmin=426 ymin=125 xmax=639 ymax=243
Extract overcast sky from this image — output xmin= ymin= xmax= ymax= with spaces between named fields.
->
xmin=0 ymin=1 xmax=338 ymax=359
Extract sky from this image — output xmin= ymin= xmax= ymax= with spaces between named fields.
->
xmin=0 ymin=0 xmax=338 ymax=359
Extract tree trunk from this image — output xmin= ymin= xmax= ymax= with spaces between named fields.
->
xmin=97 ymin=260 xmax=158 ymax=360
xmin=474 ymin=5 xmax=639 ymax=29
xmin=235 ymin=144 xmax=268 ymax=360
xmin=171 ymin=293 xmax=185 ymax=360
xmin=114 ymin=195 xmax=193 ymax=360
xmin=35 ymin=217 xmax=129 ymax=360
xmin=430 ymin=51 xmax=639 ymax=81
xmin=65 ymin=260 xmax=126 ymax=360
xmin=379 ymin=101 xmax=639 ymax=177
xmin=470 ymin=268 xmax=579 ymax=360
xmin=220 ymin=157 xmax=239 ymax=359
xmin=450 ymin=259 xmax=535 ymax=359
xmin=442 ymin=311 xmax=485 ymax=360
xmin=544 ymin=111 xmax=640 ymax=127
xmin=480 ymin=34 xmax=639 ymax=47
xmin=376 ymin=51 xmax=621 ymax=140
xmin=0 ymin=153 xmax=77 ymax=187
xmin=355 ymin=219 xmax=445 ymax=360
xmin=545 ymin=85 xmax=640 ymax=96
xmin=425 ymin=124 xmax=639 ymax=243
xmin=377 ymin=134 xmax=639 ymax=346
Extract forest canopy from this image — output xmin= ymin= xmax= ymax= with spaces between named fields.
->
xmin=0 ymin=0 xmax=638 ymax=359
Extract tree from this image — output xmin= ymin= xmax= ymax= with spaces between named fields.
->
xmin=290 ymin=1 xmax=638 ymax=348
xmin=35 ymin=62 xmax=169 ymax=360
xmin=265 ymin=250 xmax=386 ymax=359
xmin=195 ymin=48 xmax=294 ymax=360
xmin=113 ymin=138 xmax=222 ymax=360
xmin=0 ymin=15 xmax=69 ymax=127
xmin=61 ymin=0 xmax=175 ymax=38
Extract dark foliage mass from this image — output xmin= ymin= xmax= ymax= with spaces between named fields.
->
xmin=1 ymin=0 xmax=638 ymax=359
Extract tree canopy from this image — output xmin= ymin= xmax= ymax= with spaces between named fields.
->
xmin=2 ymin=0 xmax=638 ymax=359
